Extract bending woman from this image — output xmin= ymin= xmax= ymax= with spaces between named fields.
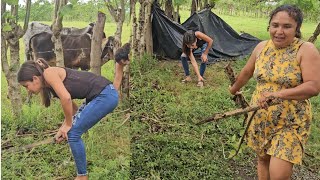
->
xmin=181 ymin=30 xmax=213 ymax=87
xmin=17 ymin=59 xmax=119 ymax=180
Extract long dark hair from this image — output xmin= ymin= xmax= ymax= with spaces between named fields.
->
xmin=268 ymin=4 xmax=303 ymax=38
xmin=182 ymin=30 xmax=197 ymax=55
xmin=17 ymin=59 xmax=52 ymax=107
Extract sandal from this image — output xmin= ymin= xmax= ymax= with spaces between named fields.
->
xmin=182 ymin=77 xmax=192 ymax=83
xmin=197 ymin=80 xmax=204 ymax=87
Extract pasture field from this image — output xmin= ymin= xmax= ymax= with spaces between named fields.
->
xmin=1 ymin=10 xmax=319 ymax=179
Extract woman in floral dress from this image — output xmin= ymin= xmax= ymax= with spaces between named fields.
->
xmin=230 ymin=5 xmax=320 ymax=180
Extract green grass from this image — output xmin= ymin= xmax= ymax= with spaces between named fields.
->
xmin=130 ymin=56 xmax=320 ymax=179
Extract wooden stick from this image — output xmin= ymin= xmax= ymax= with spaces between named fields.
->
xmin=224 ymin=63 xmax=249 ymax=109
xmin=196 ymin=100 xmax=281 ymax=125
xmin=308 ymin=22 xmax=320 ymax=43
xmin=3 ymin=137 xmax=56 ymax=153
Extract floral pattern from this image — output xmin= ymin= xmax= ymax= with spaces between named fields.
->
xmin=247 ymin=38 xmax=312 ymax=164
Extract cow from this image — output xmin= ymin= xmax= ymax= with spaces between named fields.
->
xmin=29 ymin=32 xmax=114 ymax=70
xmin=23 ymin=21 xmax=99 ymax=61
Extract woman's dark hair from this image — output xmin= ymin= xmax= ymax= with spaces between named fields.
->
xmin=268 ymin=4 xmax=303 ymax=38
xmin=182 ymin=30 xmax=197 ymax=55
xmin=115 ymin=43 xmax=131 ymax=63
xmin=17 ymin=58 xmax=51 ymax=107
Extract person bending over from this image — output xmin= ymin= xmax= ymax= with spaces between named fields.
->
xmin=181 ymin=30 xmax=213 ymax=87
xmin=17 ymin=59 xmax=119 ymax=180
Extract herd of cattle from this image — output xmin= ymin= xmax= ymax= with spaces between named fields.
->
xmin=24 ymin=22 xmax=115 ymax=70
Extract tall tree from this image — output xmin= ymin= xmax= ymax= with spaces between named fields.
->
xmin=1 ymin=0 xmax=31 ymax=116
xmin=105 ymin=0 xmax=126 ymax=53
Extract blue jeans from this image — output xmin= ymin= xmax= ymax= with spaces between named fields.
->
xmin=67 ymin=84 xmax=119 ymax=176
xmin=181 ymin=43 xmax=207 ymax=77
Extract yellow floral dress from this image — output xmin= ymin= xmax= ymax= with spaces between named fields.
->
xmin=247 ymin=38 xmax=312 ymax=164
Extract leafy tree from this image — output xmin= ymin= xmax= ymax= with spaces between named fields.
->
xmin=1 ymin=0 xmax=31 ymax=116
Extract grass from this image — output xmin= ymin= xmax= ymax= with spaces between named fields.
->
xmin=130 ymin=56 xmax=320 ymax=179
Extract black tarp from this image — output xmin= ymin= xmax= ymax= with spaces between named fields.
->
xmin=152 ymin=3 xmax=261 ymax=63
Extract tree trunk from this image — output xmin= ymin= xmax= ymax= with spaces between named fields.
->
xmin=173 ymin=5 xmax=180 ymax=23
xmin=308 ymin=22 xmax=320 ymax=43
xmin=144 ymin=0 xmax=153 ymax=54
xmin=164 ymin=0 xmax=173 ymax=20
xmin=131 ymin=0 xmax=138 ymax=57
xmin=191 ymin=0 xmax=198 ymax=16
xmin=51 ymin=0 xmax=66 ymax=67
xmin=121 ymin=65 xmax=130 ymax=99
xmin=138 ymin=0 xmax=146 ymax=58
xmin=90 ymin=11 xmax=106 ymax=75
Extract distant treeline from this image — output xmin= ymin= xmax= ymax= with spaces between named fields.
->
xmin=214 ymin=0 xmax=319 ymax=22
xmin=17 ymin=0 xmax=319 ymax=23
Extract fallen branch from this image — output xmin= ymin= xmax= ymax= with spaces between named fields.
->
xmin=2 ymin=137 xmax=56 ymax=153
xmin=197 ymin=100 xmax=281 ymax=125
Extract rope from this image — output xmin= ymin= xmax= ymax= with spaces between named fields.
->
xmin=36 ymin=48 xmax=90 ymax=54
xmin=34 ymin=45 xmax=113 ymax=54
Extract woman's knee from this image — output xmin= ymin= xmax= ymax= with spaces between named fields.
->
xmin=67 ymin=129 xmax=83 ymax=142
xmin=269 ymin=156 xmax=293 ymax=180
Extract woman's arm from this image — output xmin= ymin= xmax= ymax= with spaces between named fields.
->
xmin=270 ymin=42 xmax=320 ymax=100
xmin=189 ymin=52 xmax=203 ymax=81
xmin=230 ymin=41 xmax=266 ymax=95
xmin=114 ymin=62 xmax=124 ymax=91
xmin=195 ymin=31 xmax=213 ymax=56
xmin=43 ymin=67 xmax=73 ymax=140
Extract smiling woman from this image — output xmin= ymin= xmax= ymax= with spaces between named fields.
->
xmin=230 ymin=4 xmax=320 ymax=180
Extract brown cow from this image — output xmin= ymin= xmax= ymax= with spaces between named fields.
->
xmin=29 ymin=32 xmax=114 ymax=70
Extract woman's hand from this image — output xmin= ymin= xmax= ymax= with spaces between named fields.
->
xmin=201 ymin=53 xmax=208 ymax=63
xmin=258 ymin=92 xmax=279 ymax=109
xmin=55 ymin=121 xmax=72 ymax=143
xmin=229 ymin=85 xmax=242 ymax=95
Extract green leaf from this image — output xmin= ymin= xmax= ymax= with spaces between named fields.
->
xmin=58 ymin=4 xmax=73 ymax=18
xmin=3 ymin=0 xmax=18 ymax=5
xmin=98 ymin=9 xmax=107 ymax=14
xmin=2 ymin=23 xmax=12 ymax=32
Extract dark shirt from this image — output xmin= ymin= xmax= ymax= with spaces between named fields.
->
xmin=192 ymin=31 xmax=206 ymax=52
xmin=50 ymin=68 xmax=112 ymax=103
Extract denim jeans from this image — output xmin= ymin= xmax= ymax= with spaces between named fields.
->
xmin=181 ymin=43 xmax=207 ymax=77
xmin=67 ymin=84 xmax=119 ymax=176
